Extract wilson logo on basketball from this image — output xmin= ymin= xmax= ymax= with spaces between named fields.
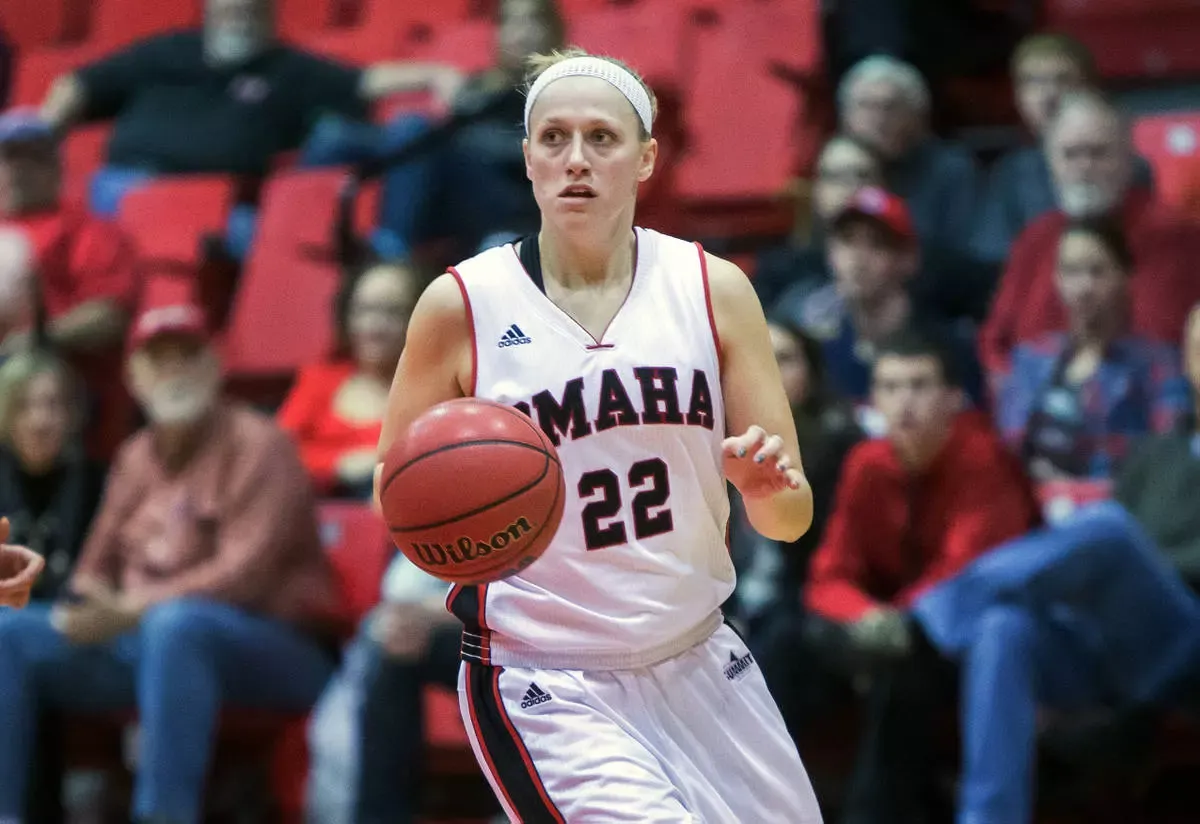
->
xmin=410 ymin=516 xmax=535 ymax=567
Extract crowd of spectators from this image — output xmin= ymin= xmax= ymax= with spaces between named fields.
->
xmin=2 ymin=0 xmax=1200 ymax=822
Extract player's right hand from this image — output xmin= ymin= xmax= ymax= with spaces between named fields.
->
xmin=0 ymin=517 xmax=45 ymax=609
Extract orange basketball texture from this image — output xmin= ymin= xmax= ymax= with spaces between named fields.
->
xmin=380 ymin=398 xmax=565 ymax=585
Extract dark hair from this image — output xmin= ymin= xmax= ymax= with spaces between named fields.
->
xmin=330 ymin=259 xmax=427 ymax=358
xmin=767 ymin=316 xmax=833 ymax=413
xmin=872 ymin=325 xmax=962 ymax=388
xmin=1061 ymin=216 xmax=1134 ymax=272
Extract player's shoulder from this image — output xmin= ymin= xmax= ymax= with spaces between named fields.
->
xmin=449 ymin=241 xmax=520 ymax=283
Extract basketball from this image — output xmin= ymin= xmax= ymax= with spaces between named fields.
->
xmin=379 ymin=398 xmax=565 ymax=585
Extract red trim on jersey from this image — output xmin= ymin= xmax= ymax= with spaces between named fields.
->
xmin=489 ymin=668 xmax=566 ymax=823
xmin=463 ymin=666 xmax=519 ymax=815
xmin=695 ymin=242 xmax=724 ymax=377
xmin=445 ymin=584 xmax=461 ymax=614
xmin=447 ymin=266 xmax=478 ymax=396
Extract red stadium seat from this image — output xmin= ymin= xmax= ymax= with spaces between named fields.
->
xmin=318 ymin=500 xmax=393 ymax=623
xmin=1044 ymin=8 xmax=1200 ymax=79
xmin=1133 ymin=111 xmax=1200 ymax=208
xmin=671 ymin=4 xmax=811 ymax=201
xmin=116 ymin=175 xmax=237 ymax=267
xmin=396 ymin=18 xmax=497 ymax=75
xmin=222 ymin=169 xmax=378 ymax=376
xmin=60 ymin=124 xmax=111 ymax=205
xmin=0 ymin=0 xmax=77 ymax=49
xmin=88 ymin=0 xmax=201 ymax=50
xmin=10 ymin=44 xmax=107 ymax=106
xmin=1044 ymin=0 xmax=1200 ymax=23
xmin=567 ymin=2 xmax=690 ymax=90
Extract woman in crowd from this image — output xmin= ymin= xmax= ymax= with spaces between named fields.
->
xmin=279 ymin=262 xmax=421 ymax=498
xmin=735 ymin=319 xmax=864 ymax=632
xmin=0 ymin=349 xmax=104 ymax=601
xmin=996 ymin=217 xmax=1189 ymax=485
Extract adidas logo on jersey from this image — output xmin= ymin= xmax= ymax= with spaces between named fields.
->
xmin=723 ymin=650 xmax=754 ymax=682
xmin=520 ymin=682 xmax=552 ymax=708
xmin=498 ymin=324 xmax=532 ymax=348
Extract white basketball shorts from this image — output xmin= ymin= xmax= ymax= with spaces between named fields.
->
xmin=457 ymin=624 xmax=823 ymax=823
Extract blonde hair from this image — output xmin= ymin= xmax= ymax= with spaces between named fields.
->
xmin=1012 ymin=33 xmax=1097 ymax=83
xmin=0 ymin=349 xmax=80 ymax=447
xmin=524 ymin=47 xmax=659 ymax=140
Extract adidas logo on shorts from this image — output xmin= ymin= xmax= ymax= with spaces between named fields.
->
xmin=723 ymin=650 xmax=754 ymax=682
xmin=520 ymin=682 xmax=552 ymax=708
xmin=498 ymin=324 xmax=532 ymax=348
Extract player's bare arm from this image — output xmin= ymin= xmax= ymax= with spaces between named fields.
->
xmin=373 ymin=272 xmax=473 ymax=510
xmin=706 ymin=252 xmax=814 ymax=542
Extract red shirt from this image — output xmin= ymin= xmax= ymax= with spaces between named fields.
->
xmin=805 ymin=411 xmax=1041 ymax=623
xmin=6 ymin=203 xmax=138 ymax=458
xmin=277 ymin=361 xmax=384 ymax=492
xmin=980 ymin=191 xmax=1200 ymax=375
xmin=73 ymin=404 xmax=345 ymax=630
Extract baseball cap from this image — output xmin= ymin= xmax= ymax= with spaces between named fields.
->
xmin=832 ymin=186 xmax=916 ymax=244
xmin=130 ymin=303 xmax=210 ymax=351
xmin=0 ymin=108 xmax=54 ymax=148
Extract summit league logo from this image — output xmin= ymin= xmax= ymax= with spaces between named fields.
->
xmin=723 ymin=650 xmax=754 ymax=682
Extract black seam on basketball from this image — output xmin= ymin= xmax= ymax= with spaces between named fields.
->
xmin=499 ymin=403 xmax=561 ymax=455
xmin=456 ymin=457 xmax=564 ymax=584
xmin=384 ymin=438 xmax=550 ymax=488
xmin=397 ymin=459 xmax=564 ymax=585
xmin=387 ymin=443 xmax=553 ymax=531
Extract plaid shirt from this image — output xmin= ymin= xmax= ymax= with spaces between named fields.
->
xmin=997 ymin=333 xmax=1190 ymax=479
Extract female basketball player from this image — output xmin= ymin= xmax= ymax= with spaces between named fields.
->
xmin=376 ymin=49 xmax=822 ymax=823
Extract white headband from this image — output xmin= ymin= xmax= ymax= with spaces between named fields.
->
xmin=524 ymin=56 xmax=653 ymax=137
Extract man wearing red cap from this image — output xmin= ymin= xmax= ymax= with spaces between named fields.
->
xmin=0 ymin=304 xmax=345 ymax=824
xmin=775 ymin=186 xmax=984 ymax=430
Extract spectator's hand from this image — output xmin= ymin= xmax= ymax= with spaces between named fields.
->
xmin=0 ymin=517 xmax=44 ymax=609
xmin=848 ymin=607 xmax=912 ymax=658
xmin=51 ymin=582 xmax=140 ymax=645
xmin=723 ymin=425 xmax=803 ymax=499
xmin=337 ymin=448 xmax=380 ymax=484
xmin=368 ymin=600 xmax=448 ymax=661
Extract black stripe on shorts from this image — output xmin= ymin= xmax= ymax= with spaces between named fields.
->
xmin=464 ymin=662 xmax=565 ymax=824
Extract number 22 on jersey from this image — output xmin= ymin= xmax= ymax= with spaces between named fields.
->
xmin=579 ymin=458 xmax=674 ymax=550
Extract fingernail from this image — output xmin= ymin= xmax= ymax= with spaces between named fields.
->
xmin=737 ymin=448 xmax=746 ymax=457
xmin=754 ymin=454 xmax=764 ymax=463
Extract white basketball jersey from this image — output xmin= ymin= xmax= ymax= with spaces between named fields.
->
xmin=447 ymin=228 xmax=734 ymax=670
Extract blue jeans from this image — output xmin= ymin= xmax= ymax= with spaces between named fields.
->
xmin=300 ymin=113 xmax=436 ymax=262
xmin=351 ymin=622 xmax=460 ymax=824
xmin=0 ymin=598 xmax=335 ymax=824
xmin=913 ymin=502 xmax=1200 ymax=824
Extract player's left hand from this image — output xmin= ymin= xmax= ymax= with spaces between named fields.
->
xmin=0 ymin=517 xmax=44 ymax=609
xmin=722 ymin=425 xmax=803 ymax=499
